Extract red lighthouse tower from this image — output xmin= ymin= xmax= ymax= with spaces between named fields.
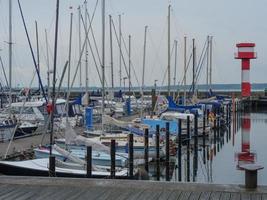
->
xmin=235 ymin=43 xmax=257 ymax=97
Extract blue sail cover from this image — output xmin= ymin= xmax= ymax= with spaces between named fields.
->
xmin=167 ymin=96 xmax=202 ymax=113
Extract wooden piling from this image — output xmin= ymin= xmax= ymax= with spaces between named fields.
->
xmin=186 ymin=116 xmax=190 ymax=182
xmin=128 ymin=133 xmax=134 ymax=178
xmin=165 ymin=122 xmax=170 ymax=181
xmin=178 ymin=119 xmax=182 ymax=181
xmin=110 ymin=139 xmax=116 ymax=178
xmin=144 ymin=128 xmax=149 ymax=173
xmin=203 ymin=110 xmax=206 ymax=164
xmin=49 ymin=155 xmax=55 ymax=177
xmin=156 ymin=125 xmax=160 ymax=181
xmin=86 ymin=146 xmax=92 ymax=178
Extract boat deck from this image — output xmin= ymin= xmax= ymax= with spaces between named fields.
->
xmin=0 ymin=176 xmax=266 ymax=200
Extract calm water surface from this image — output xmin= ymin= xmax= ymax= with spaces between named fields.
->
xmin=169 ymin=111 xmax=267 ymax=185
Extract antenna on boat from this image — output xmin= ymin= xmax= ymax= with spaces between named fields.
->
xmin=173 ymin=40 xmax=178 ymax=100
xmin=184 ymin=36 xmax=187 ymax=105
xmin=85 ymin=0 xmax=89 ymax=106
xmin=35 ymin=21 xmax=40 ymax=92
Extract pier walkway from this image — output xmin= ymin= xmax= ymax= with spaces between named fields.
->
xmin=0 ymin=176 xmax=266 ymax=200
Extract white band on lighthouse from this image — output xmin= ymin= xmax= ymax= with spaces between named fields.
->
xmin=242 ymin=70 xmax=250 ymax=83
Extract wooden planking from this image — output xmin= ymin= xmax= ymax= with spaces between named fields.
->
xmin=230 ymin=193 xmax=241 ymax=200
xmin=188 ymin=192 xmax=201 ymax=200
xmin=262 ymin=194 xmax=267 ymax=200
xmin=240 ymin=193 xmax=250 ymax=200
xmin=209 ymin=192 xmax=222 ymax=200
xmin=219 ymin=192 xmax=231 ymax=200
xmin=250 ymin=194 xmax=262 ymax=200
xmin=137 ymin=189 xmax=163 ymax=200
xmin=155 ymin=190 xmax=172 ymax=200
xmin=178 ymin=191 xmax=191 ymax=200
xmin=199 ymin=192 xmax=211 ymax=200
xmin=166 ymin=190 xmax=181 ymax=200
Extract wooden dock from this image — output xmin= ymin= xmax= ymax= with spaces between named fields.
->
xmin=0 ymin=176 xmax=266 ymax=200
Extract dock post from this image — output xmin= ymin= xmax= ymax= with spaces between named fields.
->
xmin=156 ymin=125 xmax=160 ymax=181
xmin=86 ymin=146 xmax=92 ymax=178
xmin=207 ymin=109 xmax=210 ymax=124
xmin=110 ymin=139 xmax=116 ymax=178
xmin=128 ymin=133 xmax=134 ymax=178
xmin=203 ymin=109 xmax=206 ymax=164
xmin=165 ymin=122 xmax=170 ymax=181
xmin=49 ymin=155 xmax=55 ymax=177
xmin=178 ymin=119 xmax=182 ymax=181
xmin=144 ymin=128 xmax=149 ymax=173
xmin=186 ymin=116 xmax=190 ymax=182
xmin=193 ymin=113 xmax=198 ymax=181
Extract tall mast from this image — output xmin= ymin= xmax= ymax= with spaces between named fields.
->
xmin=141 ymin=26 xmax=148 ymax=118
xmin=119 ymin=14 xmax=122 ymax=90
xmin=50 ymin=0 xmax=60 ymax=156
xmin=183 ymin=36 xmax=187 ymax=105
xmin=85 ymin=0 xmax=89 ymax=105
xmin=128 ymin=35 xmax=131 ymax=93
xmin=35 ymin=21 xmax=40 ymax=91
xmin=167 ymin=5 xmax=171 ymax=96
xmin=173 ymin=40 xmax=178 ymax=99
xmin=45 ymin=29 xmax=50 ymax=100
xmin=101 ymin=0 xmax=105 ymax=133
xmin=109 ymin=15 xmax=114 ymax=90
xmin=206 ymin=36 xmax=210 ymax=91
xmin=192 ymin=38 xmax=195 ymax=95
xmin=78 ymin=6 xmax=82 ymax=88
xmin=209 ymin=36 xmax=213 ymax=87
xmin=8 ymin=0 xmax=12 ymax=116
xmin=66 ymin=9 xmax=73 ymax=121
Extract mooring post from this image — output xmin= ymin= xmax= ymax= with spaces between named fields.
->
xmin=203 ymin=109 xmax=206 ymax=164
xmin=178 ymin=119 xmax=182 ymax=181
xmin=110 ymin=139 xmax=116 ymax=178
xmin=207 ymin=109 xmax=210 ymax=124
xmin=165 ymin=122 xmax=170 ymax=181
xmin=144 ymin=128 xmax=149 ymax=173
xmin=128 ymin=133 xmax=134 ymax=178
xmin=49 ymin=155 xmax=55 ymax=177
xmin=86 ymin=146 xmax=92 ymax=178
xmin=156 ymin=125 xmax=160 ymax=181
xmin=240 ymin=164 xmax=264 ymax=189
xmin=186 ymin=116 xmax=190 ymax=182
xmin=193 ymin=113 xmax=198 ymax=181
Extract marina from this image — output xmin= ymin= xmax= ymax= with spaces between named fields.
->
xmin=0 ymin=0 xmax=267 ymax=199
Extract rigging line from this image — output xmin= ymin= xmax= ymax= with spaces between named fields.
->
xmin=111 ymin=19 xmax=139 ymax=89
xmin=120 ymin=32 xmax=141 ymax=87
xmin=147 ymin=24 xmax=167 ymax=81
xmin=159 ymin=41 xmax=175 ymax=87
xmin=196 ymin=45 xmax=208 ymax=85
xmin=178 ymin=51 xmax=192 ymax=86
xmin=17 ymin=0 xmax=47 ymax=103
xmin=68 ymin=0 xmax=98 ymax=90
xmin=0 ymin=56 xmax=9 ymax=88
xmin=80 ymin=13 xmax=104 ymax=85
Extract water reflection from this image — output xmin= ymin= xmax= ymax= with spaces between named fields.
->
xmin=168 ymin=110 xmax=267 ymax=185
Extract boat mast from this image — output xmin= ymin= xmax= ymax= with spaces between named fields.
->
xmin=209 ymin=36 xmax=213 ymax=88
xmin=183 ymin=36 xmax=187 ymax=105
xmin=141 ymin=26 xmax=148 ymax=118
xmin=128 ymin=35 xmax=131 ymax=93
xmin=101 ymin=0 xmax=105 ymax=133
xmin=85 ymin=0 xmax=89 ymax=106
xmin=35 ymin=21 xmax=40 ymax=91
xmin=8 ymin=0 xmax=12 ymax=116
xmin=109 ymin=15 xmax=114 ymax=90
xmin=78 ymin=6 xmax=82 ymax=89
xmin=50 ymin=0 xmax=60 ymax=156
xmin=66 ymin=9 xmax=73 ymax=122
xmin=192 ymin=38 xmax=195 ymax=95
xmin=45 ymin=29 xmax=50 ymax=100
xmin=119 ymin=14 xmax=122 ymax=90
xmin=167 ymin=5 xmax=171 ymax=96
xmin=173 ymin=40 xmax=178 ymax=99
xmin=206 ymin=36 xmax=210 ymax=91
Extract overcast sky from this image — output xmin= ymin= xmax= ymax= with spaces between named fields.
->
xmin=0 ymin=0 xmax=266 ymax=88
